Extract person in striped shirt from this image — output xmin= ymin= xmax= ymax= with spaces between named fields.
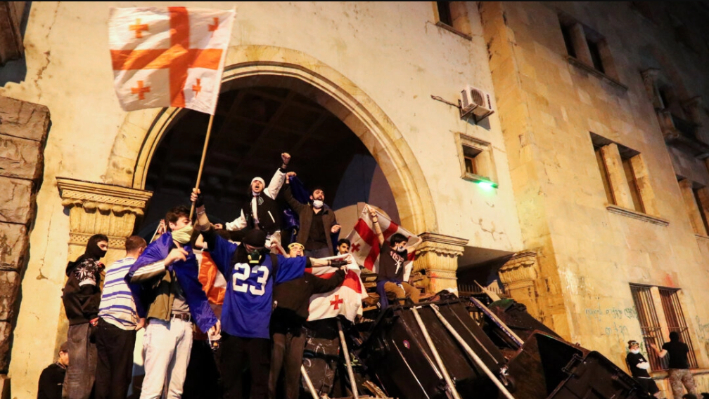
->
xmin=94 ymin=235 xmax=147 ymax=399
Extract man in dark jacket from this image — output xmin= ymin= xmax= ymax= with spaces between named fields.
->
xmin=268 ymin=262 xmax=346 ymax=399
xmin=625 ymin=340 xmax=660 ymax=397
xmin=283 ymin=177 xmax=340 ymax=258
xmin=62 ymin=233 xmax=108 ymax=399
xmin=220 ymin=153 xmax=291 ymax=249
xmin=37 ymin=342 xmax=69 ymax=399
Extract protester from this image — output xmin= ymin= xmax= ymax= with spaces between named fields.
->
xmin=269 ymin=257 xmax=347 ymax=399
xmin=37 ymin=342 xmax=69 ymax=399
xmin=368 ymin=207 xmax=422 ymax=308
xmin=127 ymin=205 xmax=220 ymax=399
xmin=191 ymin=188 xmax=348 ymax=399
xmin=287 ymin=242 xmax=304 ymax=258
xmin=650 ymin=332 xmax=699 ymax=398
xmin=284 ymin=177 xmax=341 ymax=258
xmin=336 ymin=238 xmax=350 ymax=256
xmin=625 ymin=340 xmax=660 ymax=397
xmin=220 ymin=153 xmax=291 ymax=249
xmin=62 ymin=234 xmax=108 ymax=399
xmin=94 ymin=235 xmax=147 ymax=399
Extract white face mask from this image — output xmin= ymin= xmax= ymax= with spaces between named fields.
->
xmin=630 ymin=348 xmax=640 ymax=354
xmin=312 ymin=200 xmax=324 ymax=209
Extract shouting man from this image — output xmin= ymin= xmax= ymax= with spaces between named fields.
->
xmin=284 ymin=178 xmax=341 ymax=258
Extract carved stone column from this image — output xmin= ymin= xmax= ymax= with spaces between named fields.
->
xmin=413 ymin=232 xmax=468 ymax=294
xmin=498 ymin=251 xmax=540 ymax=318
xmin=57 ymin=178 xmax=153 ymax=265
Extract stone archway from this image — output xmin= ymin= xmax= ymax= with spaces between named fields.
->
xmin=101 ymin=45 xmax=467 ymax=292
xmin=105 ymin=45 xmax=436 ymax=235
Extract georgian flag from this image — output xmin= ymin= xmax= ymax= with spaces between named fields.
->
xmin=306 ymin=254 xmax=368 ymax=323
xmin=345 ymin=205 xmax=417 ymax=280
xmin=108 ymin=7 xmax=235 ymax=114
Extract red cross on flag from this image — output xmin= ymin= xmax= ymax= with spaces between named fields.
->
xmin=108 ymin=7 xmax=235 ymax=115
xmin=306 ymin=254 xmax=369 ymax=323
xmin=345 ymin=205 xmax=417 ymax=280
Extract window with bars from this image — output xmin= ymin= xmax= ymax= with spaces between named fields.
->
xmin=630 ymin=284 xmax=698 ymax=370
xmin=659 ymin=288 xmax=698 ymax=368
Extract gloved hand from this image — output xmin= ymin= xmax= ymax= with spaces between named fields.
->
xmin=330 ymin=260 xmax=349 ymax=268
xmin=191 ymin=188 xmax=204 ymax=208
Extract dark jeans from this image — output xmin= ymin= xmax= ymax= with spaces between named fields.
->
xmin=63 ymin=323 xmax=97 ymax=399
xmin=94 ymin=318 xmax=136 ymax=399
xmin=268 ymin=328 xmax=306 ymax=399
xmin=221 ymin=333 xmax=271 ymax=399
xmin=304 ymin=247 xmax=332 ymax=259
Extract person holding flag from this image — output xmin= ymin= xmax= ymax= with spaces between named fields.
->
xmin=368 ymin=206 xmax=423 ymax=308
xmin=190 ymin=189 xmax=348 ymax=399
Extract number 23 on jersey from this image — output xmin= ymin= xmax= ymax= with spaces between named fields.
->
xmin=232 ymin=263 xmax=270 ymax=295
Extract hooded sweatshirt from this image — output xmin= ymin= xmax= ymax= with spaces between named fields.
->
xmin=62 ymin=236 xmax=106 ymax=325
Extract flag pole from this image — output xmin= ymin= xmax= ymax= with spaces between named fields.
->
xmin=190 ymin=113 xmax=216 ymax=220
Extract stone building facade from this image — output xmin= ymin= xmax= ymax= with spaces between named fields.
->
xmin=0 ymin=1 xmax=707 ymax=398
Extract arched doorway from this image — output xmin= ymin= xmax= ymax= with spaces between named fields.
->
xmin=137 ymin=84 xmax=402 ymax=240
xmin=105 ymin=46 xmax=437 ymax=236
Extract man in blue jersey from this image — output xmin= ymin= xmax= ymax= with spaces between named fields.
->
xmin=191 ymin=189 xmax=347 ymax=399
xmin=95 ymin=235 xmax=147 ymax=399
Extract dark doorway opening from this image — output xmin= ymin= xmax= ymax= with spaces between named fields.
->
xmin=138 ymin=86 xmax=400 ymax=242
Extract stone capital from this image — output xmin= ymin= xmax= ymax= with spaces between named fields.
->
xmin=413 ymin=232 xmax=468 ymax=293
xmin=498 ymin=251 xmax=539 ymax=285
xmin=57 ymin=177 xmax=153 ymax=250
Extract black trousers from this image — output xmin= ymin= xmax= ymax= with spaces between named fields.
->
xmin=268 ymin=328 xmax=306 ymax=399
xmin=94 ymin=318 xmax=136 ymax=399
xmin=221 ymin=333 xmax=271 ymax=399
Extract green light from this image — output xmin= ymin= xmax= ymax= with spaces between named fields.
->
xmin=476 ymin=180 xmax=497 ymax=190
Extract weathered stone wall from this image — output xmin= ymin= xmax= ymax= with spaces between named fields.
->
xmin=481 ymin=1 xmax=709 ymax=395
xmin=0 ymin=95 xmax=49 ymax=373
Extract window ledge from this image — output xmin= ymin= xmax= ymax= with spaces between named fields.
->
xmin=606 ymin=205 xmax=669 ymax=226
xmin=651 ymin=368 xmax=709 ymax=379
xmin=566 ymin=56 xmax=628 ymax=92
xmin=434 ymin=21 xmax=472 ymax=41
xmin=462 ymin=172 xmax=496 ymax=186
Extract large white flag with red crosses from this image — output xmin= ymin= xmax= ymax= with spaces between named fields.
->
xmin=108 ymin=7 xmax=235 ymax=115
xmin=345 ymin=205 xmax=417 ymax=279
xmin=306 ymin=254 xmax=369 ymax=323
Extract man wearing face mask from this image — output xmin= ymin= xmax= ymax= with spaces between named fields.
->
xmin=283 ymin=177 xmax=341 ymax=258
xmin=369 ymin=207 xmax=422 ymax=309
xmin=219 ymin=153 xmax=291 ymax=250
xmin=625 ymin=340 xmax=660 ymax=397
xmin=62 ymin=233 xmax=108 ymax=399
xmin=191 ymin=189 xmax=346 ymax=399
xmin=126 ymin=206 xmax=219 ymax=399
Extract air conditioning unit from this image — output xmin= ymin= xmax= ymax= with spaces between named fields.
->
xmin=460 ymin=85 xmax=494 ymax=121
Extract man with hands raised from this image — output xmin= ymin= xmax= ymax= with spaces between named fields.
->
xmin=190 ymin=188 xmax=349 ymax=399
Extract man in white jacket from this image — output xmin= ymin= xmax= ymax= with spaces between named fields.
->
xmin=218 ymin=153 xmax=291 ymax=250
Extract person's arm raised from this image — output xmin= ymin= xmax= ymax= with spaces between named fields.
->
xmin=368 ymin=206 xmax=385 ymax=246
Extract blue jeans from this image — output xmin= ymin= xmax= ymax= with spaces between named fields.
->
xmin=63 ymin=323 xmax=97 ymax=399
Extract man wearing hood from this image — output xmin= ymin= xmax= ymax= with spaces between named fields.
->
xmin=127 ymin=205 xmax=219 ymax=399
xmin=625 ymin=340 xmax=660 ymax=397
xmin=191 ymin=189 xmax=348 ymax=399
xmin=62 ymin=233 xmax=108 ymax=399
xmin=283 ymin=177 xmax=341 ymax=258
xmin=219 ymin=153 xmax=291 ymax=250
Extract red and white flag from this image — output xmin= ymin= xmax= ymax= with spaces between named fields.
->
xmin=345 ymin=206 xmax=417 ymax=279
xmin=108 ymin=7 xmax=235 ymax=115
xmin=306 ymin=254 xmax=369 ymax=323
